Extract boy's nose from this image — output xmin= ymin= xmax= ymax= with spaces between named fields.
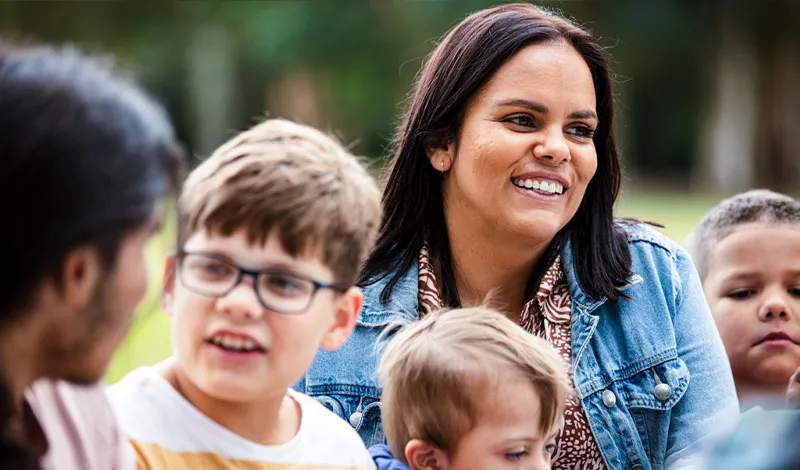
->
xmin=758 ymin=294 xmax=793 ymax=322
xmin=216 ymin=281 xmax=264 ymax=321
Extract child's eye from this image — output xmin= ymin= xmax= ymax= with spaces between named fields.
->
xmin=727 ymin=289 xmax=756 ymax=300
xmin=544 ymin=443 xmax=558 ymax=455
xmin=789 ymin=287 xmax=800 ymax=297
xmin=504 ymin=449 xmax=528 ymax=461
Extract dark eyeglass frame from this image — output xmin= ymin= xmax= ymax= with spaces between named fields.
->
xmin=174 ymin=249 xmax=349 ymax=315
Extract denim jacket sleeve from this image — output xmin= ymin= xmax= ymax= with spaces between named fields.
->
xmin=663 ymin=247 xmax=740 ymax=467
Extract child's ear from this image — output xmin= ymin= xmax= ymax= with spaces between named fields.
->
xmin=319 ymin=286 xmax=363 ymax=351
xmin=405 ymin=439 xmax=449 ymax=470
xmin=160 ymin=254 xmax=177 ymax=316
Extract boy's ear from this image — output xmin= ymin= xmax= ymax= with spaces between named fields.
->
xmin=319 ymin=286 xmax=363 ymax=352
xmin=160 ymin=254 xmax=177 ymax=316
xmin=405 ymin=439 xmax=449 ymax=470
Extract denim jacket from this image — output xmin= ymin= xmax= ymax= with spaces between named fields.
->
xmin=295 ymin=224 xmax=740 ymax=469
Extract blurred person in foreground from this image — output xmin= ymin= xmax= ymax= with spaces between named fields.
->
xmin=296 ymin=3 xmax=739 ymax=469
xmin=0 ymin=44 xmax=182 ymax=469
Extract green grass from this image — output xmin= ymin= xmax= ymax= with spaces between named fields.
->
xmin=105 ymin=191 xmax=723 ymax=384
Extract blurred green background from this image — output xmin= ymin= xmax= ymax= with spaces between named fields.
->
xmin=1 ymin=1 xmax=797 ymax=383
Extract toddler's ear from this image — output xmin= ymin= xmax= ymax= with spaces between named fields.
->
xmin=405 ymin=439 xmax=449 ymax=470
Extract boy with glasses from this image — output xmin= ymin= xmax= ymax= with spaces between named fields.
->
xmin=107 ymin=119 xmax=381 ymax=469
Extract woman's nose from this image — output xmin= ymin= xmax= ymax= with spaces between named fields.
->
xmin=531 ymin=129 xmax=570 ymax=165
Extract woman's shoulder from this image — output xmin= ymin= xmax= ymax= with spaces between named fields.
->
xmin=617 ymin=220 xmax=683 ymax=255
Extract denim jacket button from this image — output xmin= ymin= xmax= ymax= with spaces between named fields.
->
xmin=654 ymin=383 xmax=672 ymax=401
xmin=349 ymin=411 xmax=363 ymax=428
xmin=602 ymin=390 xmax=616 ymax=408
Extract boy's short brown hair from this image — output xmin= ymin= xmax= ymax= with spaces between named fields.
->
xmin=378 ymin=306 xmax=571 ymax=462
xmin=685 ymin=189 xmax=800 ymax=281
xmin=177 ymin=118 xmax=381 ymax=285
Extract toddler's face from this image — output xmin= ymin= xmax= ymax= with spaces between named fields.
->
xmin=703 ymin=223 xmax=800 ymax=388
xmin=447 ymin=379 xmax=560 ymax=470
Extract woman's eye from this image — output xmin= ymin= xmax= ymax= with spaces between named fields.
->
xmin=544 ymin=443 xmax=558 ymax=455
xmin=788 ymin=287 xmax=800 ymax=297
xmin=505 ymin=115 xmax=535 ymax=128
xmin=566 ymin=125 xmax=595 ymax=138
xmin=727 ymin=289 xmax=756 ymax=300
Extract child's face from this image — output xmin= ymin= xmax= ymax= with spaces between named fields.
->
xmin=703 ymin=223 xmax=800 ymax=387
xmin=162 ymin=229 xmax=361 ymax=402
xmin=446 ymin=380 xmax=559 ymax=470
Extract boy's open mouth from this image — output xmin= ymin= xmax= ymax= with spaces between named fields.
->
xmin=207 ymin=333 xmax=265 ymax=353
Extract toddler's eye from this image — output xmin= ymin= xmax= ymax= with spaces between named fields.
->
xmin=727 ymin=289 xmax=755 ymax=300
xmin=505 ymin=449 xmax=528 ymax=461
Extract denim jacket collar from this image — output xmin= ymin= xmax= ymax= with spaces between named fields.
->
xmin=358 ymin=263 xmax=419 ymax=326
xmin=561 ymin=236 xmax=644 ymax=313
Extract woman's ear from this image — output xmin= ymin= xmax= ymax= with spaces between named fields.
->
xmin=426 ymin=139 xmax=454 ymax=174
xmin=405 ymin=439 xmax=449 ymax=470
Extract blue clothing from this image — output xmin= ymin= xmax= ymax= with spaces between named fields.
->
xmin=703 ymin=409 xmax=800 ymax=469
xmin=295 ymin=223 xmax=740 ymax=469
xmin=369 ymin=444 xmax=410 ymax=470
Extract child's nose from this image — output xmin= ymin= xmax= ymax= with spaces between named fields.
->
xmin=757 ymin=292 xmax=793 ymax=322
xmin=216 ymin=280 xmax=264 ymax=321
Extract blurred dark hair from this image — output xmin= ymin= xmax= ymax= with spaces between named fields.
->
xmin=0 ymin=43 xmax=184 ymax=466
xmin=359 ymin=3 xmax=632 ymax=305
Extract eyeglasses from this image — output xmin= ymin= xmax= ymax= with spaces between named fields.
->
xmin=175 ymin=250 xmax=348 ymax=315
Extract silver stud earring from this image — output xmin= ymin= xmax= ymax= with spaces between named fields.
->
xmin=440 ymin=161 xmax=445 ymax=172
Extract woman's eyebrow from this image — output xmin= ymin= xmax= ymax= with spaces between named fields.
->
xmin=494 ymin=98 xmax=598 ymax=121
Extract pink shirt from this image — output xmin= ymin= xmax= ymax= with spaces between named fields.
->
xmin=24 ymin=379 xmax=134 ymax=470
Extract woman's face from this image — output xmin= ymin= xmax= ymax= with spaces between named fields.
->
xmin=432 ymin=40 xmax=598 ymax=245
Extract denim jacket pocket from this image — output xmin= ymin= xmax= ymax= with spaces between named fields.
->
xmin=306 ymin=385 xmax=385 ymax=447
xmin=618 ymin=357 xmax=690 ymax=410
xmin=618 ymin=357 xmax=691 ymax=468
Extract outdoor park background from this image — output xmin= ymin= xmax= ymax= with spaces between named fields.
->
xmin=1 ymin=1 xmax=798 ymax=383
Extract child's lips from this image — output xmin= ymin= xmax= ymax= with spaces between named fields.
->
xmin=754 ymin=331 xmax=798 ymax=346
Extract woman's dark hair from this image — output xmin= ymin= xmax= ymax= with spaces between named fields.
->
xmin=359 ymin=3 xmax=631 ymax=305
xmin=0 ymin=44 xmax=184 ymax=466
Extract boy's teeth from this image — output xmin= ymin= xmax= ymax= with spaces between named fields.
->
xmin=212 ymin=334 xmax=259 ymax=352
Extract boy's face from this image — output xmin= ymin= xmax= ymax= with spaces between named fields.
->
xmin=703 ymin=223 xmax=800 ymax=387
xmin=413 ymin=379 xmax=559 ymax=470
xmin=162 ymin=229 xmax=362 ymax=403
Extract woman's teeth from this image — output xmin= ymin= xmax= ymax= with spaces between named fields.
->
xmin=511 ymin=178 xmax=564 ymax=195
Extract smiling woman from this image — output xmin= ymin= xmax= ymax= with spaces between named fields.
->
xmin=294 ymin=4 xmax=739 ymax=469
